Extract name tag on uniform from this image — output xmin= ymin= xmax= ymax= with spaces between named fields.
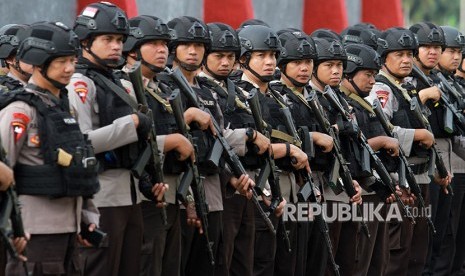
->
xmin=63 ymin=118 xmax=77 ymax=125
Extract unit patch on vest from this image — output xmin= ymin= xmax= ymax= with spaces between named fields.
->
xmin=11 ymin=121 xmax=26 ymax=143
xmin=74 ymin=81 xmax=88 ymax=103
xmin=376 ymin=90 xmax=389 ymax=108
xmin=29 ymin=134 xmax=40 ymax=146
xmin=13 ymin=112 xmax=30 ymax=125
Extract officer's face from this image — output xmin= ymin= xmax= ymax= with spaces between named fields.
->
xmin=45 ymin=55 xmax=77 ymax=85
xmin=247 ymin=51 xmax=276 ymax=77
xmin=417 ymin=45 xmax=442 ymax=69
xmin=206 ymin=51 xmax=235 ymax=77
xmin=439 ymin=47 xmax=462 ymax=72
xmin=88 ymin=34 xmax=124 ymax=61
xmin=176 ymin=42 xmax=205 ymax=67
xmin=384 ymin=50 xmax=413 ymax=77
xmin=284 ymin=59 xmax=313 ymax=84
xmin=140 ymin=40 xmax=168 ymax=68
xmin=352 ymin=69 xmax=378 ymax=94
xmin=316 ymin=60 xmax=343 ymax=86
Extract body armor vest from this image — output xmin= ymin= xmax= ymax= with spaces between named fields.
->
xmin=427 ymin=71 xmax=456 ymax=138
xmin=271 ymin=82 xmax=332 ymax=171
xmin=75 ymin=62 xmax=141 ymax=170
xmin=0 ymin=88 xmax=99 ymax=197
xmin=375 ymin=74 xmax=429 ymax=158
xmin=0 ymin=75 xmax=23 ymax=93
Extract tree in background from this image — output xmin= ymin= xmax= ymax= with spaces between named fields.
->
xmin=403 ymin=0 xmax=459 ymax=27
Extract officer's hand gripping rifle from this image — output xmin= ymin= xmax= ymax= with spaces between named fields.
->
xmin=128 ymin=61 xmax=168 ymax=226
xmin=372 ymin=99 xmax=439 ymax=233
xmin=306 ymin=89 xmax=370 ymax=238
xmin=0 ymin=145 xmax=26 ymax=260
xmin=158 ymin=67 xmax=276 ymax=235
xmin=268 ymin=89 xmax=340 ymax=275
xmin=247 ymin=88 xmax=291 ymax=252
xmin=168 ymin=88 xmax=215 ymax=265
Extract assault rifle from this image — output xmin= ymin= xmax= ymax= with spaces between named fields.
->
xmin=268 ymin=89 xmax=340 ymax=275
xmin=0 ymin=145 xmax=26 ymax=260
xmin=127 ymin=61 xmax=168 ymax=225
xmin=411 ymin=64 xmax=465 ymax=135
xmin=157 ymin=67 xmax=276 ymax=235
xmin=306 ymin=89 xmax=370 ymax=238
xmin=373 ymin=99 xmax=438 ymax=233
xmin=169 ymin=88 xmax=215 ymax=265
xmin=247 ymin=88 xmax=291 ymax=253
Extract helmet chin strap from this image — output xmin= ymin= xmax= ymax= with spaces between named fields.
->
xmin=173 ymin=56 xmax=201 ymax=72
xmin=136 ymin=49 xmax=164 ymax=73
xmin=204 ymin=62 xmax=230 ymax=81
xmin=13 ymin=59 xmax=31 ymax=80
xmin=384 ymin=63 xmax=407 ymax=80
xmin=240 ymin=55 xmax=273 ymax=83
xmin=39 ymin=63 xmax=67 ymax=89
xmin=85 ymin=37 xmax=125 ymax=69
xmin=348 ymin=77 xmax=369 ymax=97
xmin=415 ymin=56 xmax=435 ymax=71
xmin=282 ymin=64 xmax=307 ymax=88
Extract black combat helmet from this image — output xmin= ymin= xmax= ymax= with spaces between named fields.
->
xmin=124 ymin=15 xmax=173 ymax=53
xmin=17 ymin=21 xmax=80 ymax=88
xmin=377 ymin=27 xmax=417 ymax=60
xmin=313 ymin=37 xmax=347 ymax=67
xmin=440 ymin=26 xmax=465 ymax=49
xmin=344 ymin=43 xmax=382 ymax=75
xmin=409 ymin=22 xmax=445 ymax=49
xmin=74 ymin=1 xmax=129 ymax=41
xmin=238 ymin=24 xmax=281 ymax=82
xmin=340 ymin=25 xmax=380 ymax=51
xmin=0 ymin=24 xmax=29 ymax=60
xmin=311 ymin=28 xmax=342 ymax=42
xmin=207 ymin=22 xmax=240 ymax=58
xmin=277 ymin=29 xmax=315 ymax=87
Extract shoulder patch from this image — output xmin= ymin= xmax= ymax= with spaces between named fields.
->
xmin=12 ymin=112 xmax=30 ymax=125
xmin=74 ymin=81 xmax=88 ymax=103
xmin=11 ymin=121 xmax=26 ymax=143
xmin=376 ymin=90 xmax=389 ymax=108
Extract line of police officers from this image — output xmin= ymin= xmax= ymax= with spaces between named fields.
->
xmin=0 ymin=1 xmax=464 ymax=276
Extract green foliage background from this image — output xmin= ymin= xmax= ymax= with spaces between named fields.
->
xmin=403 ymin=0 xmax=459 ymax=27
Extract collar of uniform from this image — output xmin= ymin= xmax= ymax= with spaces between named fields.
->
xmin=308 ymin=80 xmax=323 ymax=93
xmin=340 ymin=85 xmax=375 ymax=114
xmin=241 ymin=72 xmax=260 ymax=89
xmin=7 ymin=72 xmax=26 ymax=86
xmin=26 ymin=80 xmax=61 ymax=106
xmin=198 ymin=71 xmax=225 ymax=88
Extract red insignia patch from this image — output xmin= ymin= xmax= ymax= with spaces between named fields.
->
xmin=74 ymin=87 xmax=88 ymax=103
xmin=30 ymin=134 xmax=40 ymax=146
xmin=11 ymin=122 xmax=26 ymax=143
xmin=376 ymin=90 xmax=389 ymax=108
xmin=12 ymin=113 xmax=30 ymax=125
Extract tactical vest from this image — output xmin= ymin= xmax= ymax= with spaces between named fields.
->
xmin=271 ymin=82 xmax=332 ymax=171
xmin=201 ymin=77 xmax=263 ymax=169
xmin=0 ymin=89 xmax=99 ymax=198
xmin=427 ymin=72 xmax=456 ymax=138
xmin=344 ymin=94 xmax=398 ymax=172
xmin=376 ymin=75 xmax=429 ymax=158
xmin=75 ymin=64 xmax=141 ymax=170
xmin=0 ymin=75 xmax=23 ymax=93
xmin=145 ymin=82 xmax=186 ymax=174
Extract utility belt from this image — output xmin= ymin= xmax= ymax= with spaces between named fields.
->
xmin=410 ymin=162 xmax=429 ymax=175
xmin=15 ymin=146 xmax=99 ymax=198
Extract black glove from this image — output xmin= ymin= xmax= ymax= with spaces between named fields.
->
xmin=138 ymin=171 xmax=156 ymax=201
xmin=136 ymin=112 xmax=151 ymax=140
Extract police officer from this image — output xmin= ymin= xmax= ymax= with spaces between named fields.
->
xmin=341 ymin=43 xmax=401 ymax=275
xmin=0 ymin=24 xmax=32 ymax=92
xmin=67 ymin=2 xmax=158 ymax=275
xmin=367 ymin=27 xmax=438 ymax=276
xmin=198 ymin=22 xmax=271 ymax=276
xmin=0 ymin=21 xmax=100 ymax=275
xmin=451 ymin=38 xmax=465 ymax=276
xmin=270 ymin=29 xmax=335 ymax=276
xmin=122 ymin=15 xmax=196 ymax=276
xmin=165 ymin=16 xmax=254 ymax=276
xmin=234 ymin=24 xmax=311 ymax=275
xmin=425 ymin=25 xmax=465 ymax=275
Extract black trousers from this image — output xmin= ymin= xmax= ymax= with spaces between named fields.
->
xmin=80 ymin=204 xmax=143 ymax=276
xmin=140 ymin=202 xmax=181 ymax=276
xmin=215 ymin=194 xmax=255 ymax=276
xmin=253 ymin=201 xmax=278 ymax=276
xmin=181 ymin=210 xmax=222 ymax=276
